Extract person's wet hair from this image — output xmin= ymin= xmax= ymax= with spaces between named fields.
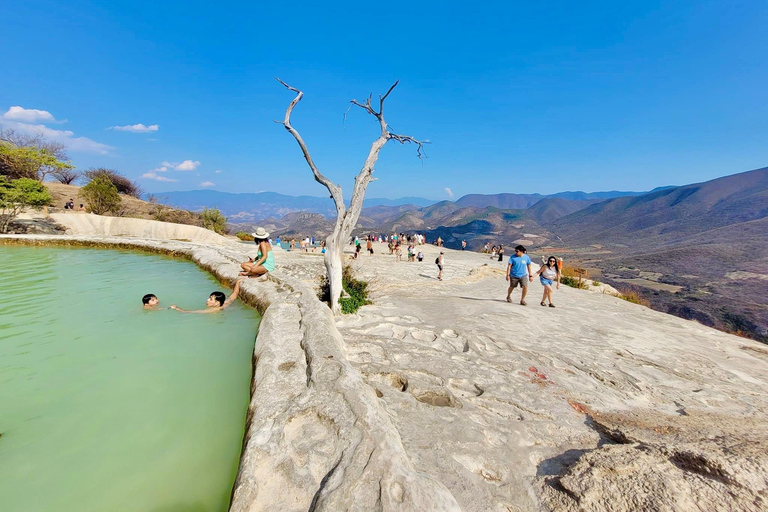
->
xmin=210 ymin=291 xmax=226 ymax=306
xmin=515 ymin=245 xmax=526 ymax=253
xmin=142 ymin=294 xmax=157 ymax=305
xmin=253 ymin=237 xmax=267 ymax=244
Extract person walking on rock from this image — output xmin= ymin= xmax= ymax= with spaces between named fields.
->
xmin=506 ymin=245 xmax=533 ymax=305
xmin=534 ymin=255 xmax=561 ymax=307
xmin=436 ymin=251 xmax=444 ymax=281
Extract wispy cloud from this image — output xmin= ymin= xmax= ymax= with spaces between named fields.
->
xmin=0 ymin=118 xmax=113 ymax=155
xmin=199 ymin=181 xmax=215 ymax=188
xmin=141 ymin=172 xmax=178 ymax=182
xmin=161 ymin=160 xmax=201 ymax=171
xmin=445 ymin=187 xmax=454 ymax=198
xmin=110 ymin=123 xmax=159 ymax=133
xmin=2 ymin=106 xmax=64 ymax=124
xmin=214 ymin=169 xmax=223 ymax=174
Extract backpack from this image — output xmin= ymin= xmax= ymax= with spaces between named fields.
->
xmin=435 ymin=257 xmax=440 ymax=264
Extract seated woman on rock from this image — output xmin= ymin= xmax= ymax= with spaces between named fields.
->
xmin=240 ymin=227 xmax=275 ymax=278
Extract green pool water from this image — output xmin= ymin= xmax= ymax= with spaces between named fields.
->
xmin=0 ymin=245 xmax=260 ymax=512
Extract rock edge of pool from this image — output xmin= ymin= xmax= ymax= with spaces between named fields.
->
xmin=0 ymin=234 xmax=459 ymax=512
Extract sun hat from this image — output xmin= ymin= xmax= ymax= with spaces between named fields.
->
xmin=251 ymin=227 xmax=270 ymax=239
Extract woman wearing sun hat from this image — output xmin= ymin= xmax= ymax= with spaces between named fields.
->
xmin=240 ymin=227 xmax=275 ymax=278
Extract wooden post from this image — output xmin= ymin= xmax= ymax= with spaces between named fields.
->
xmin=574 ymin=267 xmax=587 ymax=288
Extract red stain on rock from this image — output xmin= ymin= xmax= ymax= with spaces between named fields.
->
xmin=529 ymin=366 xmax=538 ymax=373
xmin=568 ymin=400 xmax=589 ymax=414
xmin=535 ymin=373 xmax=547 ymax=380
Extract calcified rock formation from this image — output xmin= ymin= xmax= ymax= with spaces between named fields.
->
xmin=5 ymin=227 xmax=768 ymax=512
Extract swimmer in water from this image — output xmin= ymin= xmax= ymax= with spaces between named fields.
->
xmin=170 ymin=279 xmax=242 ymax=314
xmin=142 ymin=294 xmax=159 ymax=309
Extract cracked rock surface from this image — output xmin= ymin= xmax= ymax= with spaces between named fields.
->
xmin=279 ymin=243 xmax=768 ymax=512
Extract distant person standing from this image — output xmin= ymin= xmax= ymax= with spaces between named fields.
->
xmin=498 ymin=244 xmax=505 ymax=262
xmin=436 ymin=251 xmax=444 ymax=281
xmin=367 ymin=237 xmax=373 ymax=255
xmin=461 ymin=240 xmax=467 ymax=250
xmin=506 ymin=245 xmax=533 ymax=305
xmin=534 ymin=255 xmax=561 ymax=307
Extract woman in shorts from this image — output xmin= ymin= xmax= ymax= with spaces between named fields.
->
xmin=534 ymin=256 xmax=561 ymax=307
xmin=240 ymin=227 xmax=275 ymax=278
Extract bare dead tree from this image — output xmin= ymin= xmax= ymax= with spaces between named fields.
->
xmin=277 ymin=78 xmax=427 ymax=314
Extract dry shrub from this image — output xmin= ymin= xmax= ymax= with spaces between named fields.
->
xmin=150 ymin=204 xmax=204 ymax=227
xmin=84 ymin=168 xmax=143 ymax=198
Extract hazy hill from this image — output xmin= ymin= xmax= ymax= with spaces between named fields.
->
xmin=525 ymin=197 xmax=602 ymax=224
xmin=156 ymin=190 xmax=436 ymax=220
xmin=547 ymin=167 xmax=768 ymax=342
xmin=455 ymin=189 xmax=660 ymax=209
xmin=550 ymin=167 xmax=768 ymax=245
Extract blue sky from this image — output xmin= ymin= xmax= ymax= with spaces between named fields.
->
xmin=1 ymin=0 xmax=766 ymax=200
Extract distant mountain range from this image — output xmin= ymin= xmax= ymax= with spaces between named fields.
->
xmin=155 ymin=187 xmax=667 ymax=222
xmin=455 ymin=187 xmax=674 ymax=209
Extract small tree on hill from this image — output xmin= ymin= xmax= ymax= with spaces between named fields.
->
xmin=201 ymin=207 xmax=227 ymax=234
xmin=83 ymin=168 xmax=143 ymax=198
xmin=0 ymin=176 xmax=53 ymax=233
xmin=80 ymin=175 xmax=121 ymax=214
xmin=277 ymin=79 xmax=426 ymax=314
xmin=0 ymin=140 xmax=75 ymax=181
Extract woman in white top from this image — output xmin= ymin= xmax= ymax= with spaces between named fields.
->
xmin=534 ymin=256 xmax=561 ymax=307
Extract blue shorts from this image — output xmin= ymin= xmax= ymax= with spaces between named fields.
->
xmin=540 ymin=278 xmax=554 ymax=286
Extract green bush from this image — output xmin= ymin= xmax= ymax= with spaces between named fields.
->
xmin=0 ymin=176 xmax=52 ymax=232
xmin=319 ymin=265 xmax=371 ymax=314
xmin=202 ymin=207 xmax=227 ymax=234
xmin=561 ymin=276 xmax=588 ymax=289
xmin=591 ymin=280 xmax=601 ymax=286
xmin=235 ymin=231 xmax=252 ymax=241
xmin=80 ymin=175 xmax=121 ymax=214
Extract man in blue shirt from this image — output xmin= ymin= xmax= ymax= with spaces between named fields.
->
xmin=506 ymin=245 xmax=533 ymax=305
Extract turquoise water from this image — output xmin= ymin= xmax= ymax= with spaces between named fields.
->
xmin=0 ymin=246 xmax=260 ymax=512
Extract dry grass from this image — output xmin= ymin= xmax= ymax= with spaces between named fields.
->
xmin=614 ymin=287 xmax=652 ymax=307
xmin=45 ymin=182 xmax=203 ymax=227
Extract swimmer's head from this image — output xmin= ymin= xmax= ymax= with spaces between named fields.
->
xmin=142 ymin=294 xmax=159 ymax=307
xmin=207 ymin=291 xmax=226 ymax=307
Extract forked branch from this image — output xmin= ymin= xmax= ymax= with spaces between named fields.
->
xmin=350 ymin=80 xmax=429 ymax=159
xmin=276 ymin=78 xmax=344 ymax=212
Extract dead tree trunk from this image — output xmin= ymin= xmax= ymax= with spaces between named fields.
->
xmin=277 ymin=79 xmax=426 ymax=315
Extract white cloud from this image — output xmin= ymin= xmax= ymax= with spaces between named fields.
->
xmin=0 ymin=119 xmax=114 ymax=155
xmin=199 ymin=181 xmax=215 ymax=188
xmin=445 ymin=187 xmax=454 ymax=198
xmin=175 ymin=159 xmax=200 ymax=171
xmin=160 ymin=159 xmax=201 ymax=171
xmin=110 ymin=123 xmax=159 ymax=133
xmin=214 ymin=169 xmax=223 ymax=174
xmin=153 ymin=166 xmax=169 ymax=172
xmin=141 ymin=172 xmax=178 ymax=182
xmin=2 ymin=106 xmax=63 ymax=123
